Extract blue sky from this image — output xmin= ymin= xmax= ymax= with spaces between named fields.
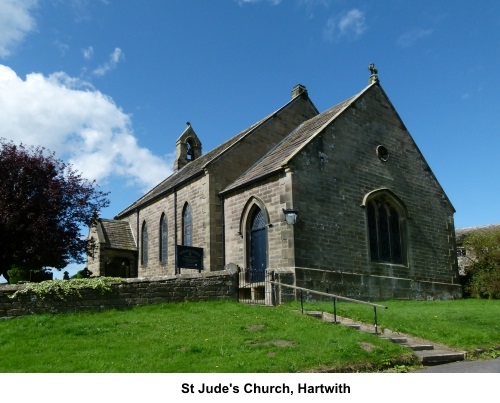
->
xmin=1 ymin=0 xmax=499 ymax=277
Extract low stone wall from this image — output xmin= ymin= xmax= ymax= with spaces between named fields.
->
xmin=295 ymin=267 xmax=463 ymax=301
xmin=0 ymin=267 xmax=238 ymax=318
xmin=269 ymin=268 xmax=296 ymax=304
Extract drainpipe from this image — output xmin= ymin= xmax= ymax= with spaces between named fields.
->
xmin=135 ymin=208 xmax=139 ymax=277
xmin=220 ymin=194 xmax=226 ymax=268
xmin=174 ymin=188 xmax=178 ymax=274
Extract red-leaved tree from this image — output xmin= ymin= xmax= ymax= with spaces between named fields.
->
xmin=0 ymin=139 xmax=109 ymax=283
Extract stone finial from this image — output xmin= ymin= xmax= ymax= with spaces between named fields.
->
xmin=368 ymin=63 xmax=379 ymax=84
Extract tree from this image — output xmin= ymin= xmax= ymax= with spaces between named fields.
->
xmin=462 ymin=227 xmax=500 ymax=299
xmin=0 ymin=139 xmax=109 ymax=283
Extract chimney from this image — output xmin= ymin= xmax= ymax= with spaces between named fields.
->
xmin=291 ymin=84 xmax=307 ymax=99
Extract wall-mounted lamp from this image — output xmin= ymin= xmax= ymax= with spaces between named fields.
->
xmin=283 ymin=208 xmax=299 ymax=225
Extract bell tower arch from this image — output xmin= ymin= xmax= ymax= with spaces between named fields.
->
xmin=174 ymin=122 xmax=202 ymax=171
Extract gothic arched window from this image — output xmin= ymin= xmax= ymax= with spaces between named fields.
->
xmin=159 ymin=213 xmax=167 ymax=263
xmin=141 ymin=221 xmax=148 ymax=266
xmin=366 ymin=194 xmax=406 ymax=265
xmin=183 ymin=203 xmax=192 ymax=246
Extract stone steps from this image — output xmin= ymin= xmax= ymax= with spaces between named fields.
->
xmin=304 ymin=310 xmax=466 ymax=367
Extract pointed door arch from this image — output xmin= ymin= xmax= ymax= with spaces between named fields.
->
xmin=248 ymin=208 xmax=267 ymax=282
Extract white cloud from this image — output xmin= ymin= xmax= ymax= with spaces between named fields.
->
xmin=298 ymin=0 xmax=329 ymax=5
xmin=82 ymin=46 xmax=94 ymax=60
xmin=0 ymin=0 xmax=38 ymax=58
xmin=0 ymin=64 xmax=171 ymax=191
xmin=93 ymin=47 xmax=124 ymax=77
xmin=298 ymin=0 xmax=330 ymax=19
xmin=235 ymin=0 xmax=282 ymax=5
xmin=339 ymin=9 xmax=366 ymax=35
xmin=397 ymin=28 xmax=433 ymax=48
xmin=54 ymin=39 xmax=70 ymax=56
xmin=324 ymin=9 xmax=367 ymax=42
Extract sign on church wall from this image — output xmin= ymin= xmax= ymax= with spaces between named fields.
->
xmin=176 ymin=245 xmax=204 ymax=272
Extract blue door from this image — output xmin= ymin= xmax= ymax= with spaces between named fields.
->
xmin=250 ymin=209 xmax=267 ymax=282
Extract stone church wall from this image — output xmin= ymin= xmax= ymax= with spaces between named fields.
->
xmin=223 ymin=174 xmax=295 ymax=271
xmin=118 ymin=174 xmax=210 ymax=277
xmin=295 ymin=269 xmax=462 ymax=301
xmin=0 ymin=268 xmax=238 ymax=318
xmin=222 ymin=85 xmax=461 ymax=300
xmin=203 ymin=94 xmax=318 ymax=272
xmin=116 ymin=93 xmax=318 ymax=277
xmin=87 ymin=223 xmax=103 ymax=274
xmin=289 ymin=85 xmax=460 ymax=299
xmin=86 ymin=225 xmax=138 ymax=277
xmin=87 ymin=247 xmax=138 ymax=278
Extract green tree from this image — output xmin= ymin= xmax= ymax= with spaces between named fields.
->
xmin=463 ymin=228 xmax=500 ymax=299
xmin=0 ymin=139 xmax=109 ymax=283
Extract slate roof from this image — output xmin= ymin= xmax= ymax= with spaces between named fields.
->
xmin=98 ymin=219 xmax=136 ymax=251
xmin=221 ymin=86 xmax=368 ymax=194
xmin=115 ymin=92 xmax=315 ymax=218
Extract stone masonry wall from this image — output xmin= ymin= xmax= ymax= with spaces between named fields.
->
xmin=224 ymin=174 xmax=294 ymax=271
xmin=295 ymin=267 xmax=462 ymax=301
xmin=87 ymin=225 xmax=138 ymax=277
xmin=290 ymin=85 xmax=459 ymax=288
xmin=116 ymin=93 xmax=317 ymax=276
xmin=86 ymin=223 xmax=102 ymax=274
xmin=223 ymin=84 xmax=460 ymax=301
xmin=0 ymin=268 xmax=238 ymax=318
xmin=200 ymin=93 xmax=317 ymax=272
xmin=119 ymin=174 xmax=209 ymax=277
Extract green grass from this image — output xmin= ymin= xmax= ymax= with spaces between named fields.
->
xmin=0 ymin=300 xmax=413 ymax=373
xmin=301 ymin=299 xmax=500 ymax=355
xmin=1 ymin=299 xmax=498 ymax=372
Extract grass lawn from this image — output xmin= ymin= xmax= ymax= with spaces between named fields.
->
xmin=302 ymin=298 xmax=500 ymax=356
xmin=0 ymin=300 xmax=412 ymax=373
xmin=0 ymin=299 xmax=498 ymax=372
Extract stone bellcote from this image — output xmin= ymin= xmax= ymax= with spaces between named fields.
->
xmin=174 ymin=122 xmax=202 ymax=172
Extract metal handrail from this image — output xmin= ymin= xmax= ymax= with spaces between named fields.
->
xmin=268 ymin=280 xmax=388 ymax=334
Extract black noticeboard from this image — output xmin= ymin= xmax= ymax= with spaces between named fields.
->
xmin=176 ymin=245 xmax=204 ymax=272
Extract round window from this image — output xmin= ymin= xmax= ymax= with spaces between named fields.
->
xmin=376 ymin=145 xmax=389 ymax=162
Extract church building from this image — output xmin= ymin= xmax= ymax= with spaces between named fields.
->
xmin=88 ymin=66 xmax=462 ymax=300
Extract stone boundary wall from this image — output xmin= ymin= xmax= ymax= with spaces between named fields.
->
xmin=0 ymin=267 xmax=238 ymax=318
